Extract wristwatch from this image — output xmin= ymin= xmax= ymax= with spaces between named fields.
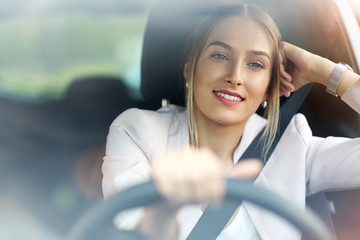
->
xmin=326 ymin=62 xmax=353 ymax=97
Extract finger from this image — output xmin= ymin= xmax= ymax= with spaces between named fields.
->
xmin=281 ymin=79 xmax=295 ymax=92
xmin=182 ymin=167 xmax=203 ymax=202
xmin=152 ymin=148 xmax=227 ymax=204
xmin=152 ymin=156 xmax=185 ymax=203
xmin=280 ymin=86 xmax=291 ymax=98
xmin=228 ymin=158 xmax=263 ymax=179
xmin=178 ymin=165 xmax=223 ymax=203
xmin=280 ymin=66 xmax=292 ymax=82
xmin=153 ymin=166 xmax=178 ymax=202
xmin=174 ymin=167 xmax=194 ymax=203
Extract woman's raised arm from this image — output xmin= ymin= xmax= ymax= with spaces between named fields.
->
xmin=279 ymin=41 xmax=360 ymax=98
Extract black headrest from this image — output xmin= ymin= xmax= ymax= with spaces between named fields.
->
xmin=140 ymin=1 xmax=222 ymax=105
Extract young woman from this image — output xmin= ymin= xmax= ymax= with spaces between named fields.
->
xmin=102 ymin=3 xmax=360 ymax=240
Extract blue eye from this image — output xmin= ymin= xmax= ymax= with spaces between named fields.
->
xmin=249 ymin=61 xmax=264 ymax=69
xmin=212 ymin=53 xmax=229 ymax=60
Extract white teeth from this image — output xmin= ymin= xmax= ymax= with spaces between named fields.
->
xmin=214 ymin=92 xmax=242 ymax=101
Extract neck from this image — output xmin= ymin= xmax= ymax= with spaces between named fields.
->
xmin=195 ymin=112 xmax=247 ymax=166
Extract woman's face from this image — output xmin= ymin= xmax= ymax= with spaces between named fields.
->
xmin=191 ymin=16 xmax=274 ymax=128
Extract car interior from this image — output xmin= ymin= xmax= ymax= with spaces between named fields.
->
xmin=1 ymin=0 xmax=360 ymax=239
xmin=140 ymin=1 xmax=360 ymax=239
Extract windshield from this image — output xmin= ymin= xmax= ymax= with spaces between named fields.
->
xmin=1 ymin=1 xmax=360 ymax=240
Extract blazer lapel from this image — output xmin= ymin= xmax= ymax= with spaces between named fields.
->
xmin=241 ymin=117 xmax=308 ymax=240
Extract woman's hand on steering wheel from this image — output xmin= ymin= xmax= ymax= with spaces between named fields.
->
xmin=151 ymin=148 xmax=263 ymax=204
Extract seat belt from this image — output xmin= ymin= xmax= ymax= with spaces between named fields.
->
xmin=186 ymin=84 xmax=313 ymax=240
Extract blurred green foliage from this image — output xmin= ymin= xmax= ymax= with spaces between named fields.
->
xmin=0 ymin=13 xmax=147 ymax=101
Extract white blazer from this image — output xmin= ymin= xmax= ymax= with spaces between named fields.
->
xmin=102 ymin=80 xmax=360 ymax=240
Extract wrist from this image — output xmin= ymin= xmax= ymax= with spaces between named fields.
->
xmin=312 ymin=55 xmax=336 ymax=86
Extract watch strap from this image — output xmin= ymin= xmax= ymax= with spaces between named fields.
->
xmin=326 ymin=63 xmax=352 ymax=97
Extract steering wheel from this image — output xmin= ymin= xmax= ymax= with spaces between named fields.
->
xmin=68 ymin=179 xmax=334 ymax=240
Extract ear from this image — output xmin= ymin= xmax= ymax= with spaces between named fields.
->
xmin=183 ymin=61 xmax=189 ymax=81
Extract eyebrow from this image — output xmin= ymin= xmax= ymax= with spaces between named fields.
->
xmin=208 ymin=41 xmax=233 ymax=50
xmin=248 ymin=50 xmax=271 ymax=60
xmin=207 ymin=41 xmax=271 ymax=60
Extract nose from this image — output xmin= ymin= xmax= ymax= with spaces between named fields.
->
xmin=225 ymin=62 xmax=243 ymax=86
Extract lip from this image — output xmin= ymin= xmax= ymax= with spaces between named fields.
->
xmin=213 ymin=89 xmax=245 ymax=106
xmin=215 ymin=89 xmax=244 ymax=99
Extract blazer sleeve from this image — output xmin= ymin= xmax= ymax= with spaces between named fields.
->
xmin=341 ymin=78 xmax=360 ymax=114
xmin=102 ymin=108 xmax=153 ymax=200
xmin=102 ymin=106 xmax=175 ymax=200
xmin=306 ymin=79 xmax=360 ymax=195
xmin=101 ymin=107 xmax=178 ymax=230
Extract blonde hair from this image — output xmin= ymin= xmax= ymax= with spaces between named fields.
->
xmin=183 ymin=3 xmax=281 ymax=160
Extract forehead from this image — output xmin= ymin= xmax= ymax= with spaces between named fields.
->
xmin=206 ymin=16 xmax=273 ymax=56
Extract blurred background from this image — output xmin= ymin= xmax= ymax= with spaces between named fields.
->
xmin=0 ymin=0 xmax=359 ymax=239
xmin=0 ymin=0 xmax=157 ymax=239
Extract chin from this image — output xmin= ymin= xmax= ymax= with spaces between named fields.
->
xmin=210 ymin=112 xmax=248 ymax=126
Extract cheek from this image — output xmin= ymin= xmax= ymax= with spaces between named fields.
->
xmin=193 ymin=79 xmax=211 ymax=107
xmin=193 ymin=65 xmax=216 ymax=94
xmin=196 ymin=57 xmax=228 ymax=83
xmin=246 ymin=73 xmax=271 ymax=99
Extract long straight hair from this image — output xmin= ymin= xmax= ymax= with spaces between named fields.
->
xmin=182 ymin=3 xmax=282 ymax=160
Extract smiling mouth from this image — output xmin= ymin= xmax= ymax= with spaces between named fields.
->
xmin=213 ymin=91 xmax=245 ymax=102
